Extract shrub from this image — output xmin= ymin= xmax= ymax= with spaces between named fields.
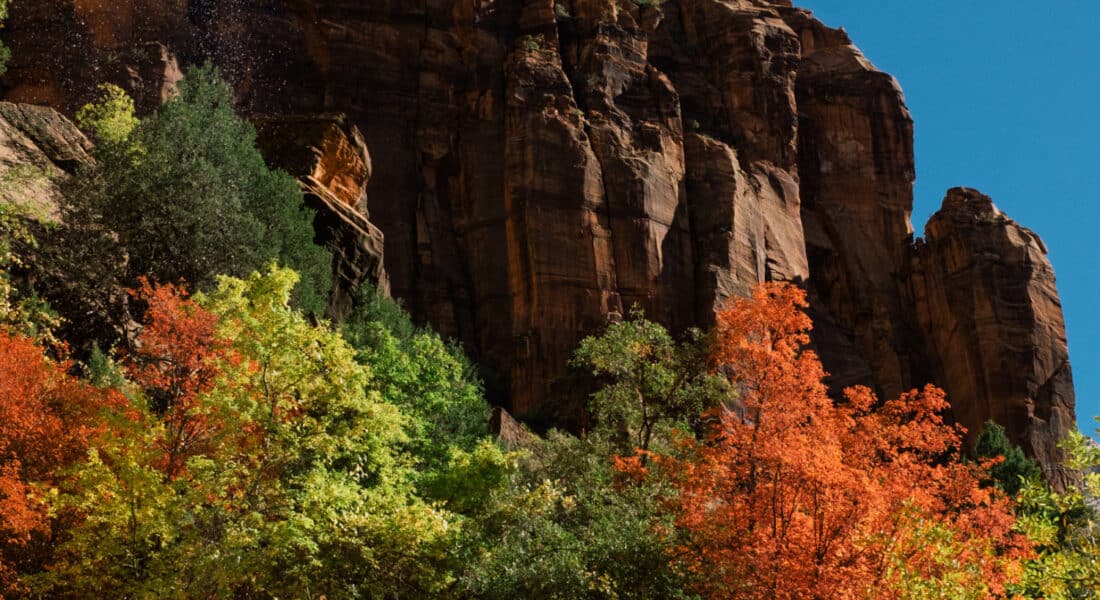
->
xmin=0 ymin=0 xmax=10 ymax=76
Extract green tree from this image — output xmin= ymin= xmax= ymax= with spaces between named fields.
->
xmin=448 ymin=314 xmax=727 ymax=598
xmin=974 ymin=420 xmax=1042 ymax=496
xmin=452 ymin=430 xmax=694 ymax=599
xmin=571 ymin=308 xmax=729 ymax=455
xmin=59 ymin=65 xmax=332 ymax=316
xmin=1012 ymin=428 xmax=1100 ymax=599
xmin=342 ymin=284 xmax=491 ymax=477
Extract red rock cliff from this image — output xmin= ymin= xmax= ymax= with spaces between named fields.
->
xmin=1 ymin=0 xmax=1075 ymax=471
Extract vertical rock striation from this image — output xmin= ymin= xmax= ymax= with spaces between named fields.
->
xmin=908 ymin=188 xmax=1075 ymax=485
xmin=1 ymin=0 xmax=1076 ymax=470
xmin=784 ymin=12 xmax=926 ymax=396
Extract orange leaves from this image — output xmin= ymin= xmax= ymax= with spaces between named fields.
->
xmin=0 ymin=330 xmax=121 ymax=503
xmin=128 ymin=279 xmax=233 ymax=480
xmin=129 ymin=279 xmax=223 ymax=393
xmin=644 ymin=283 xmax=1028 ymax=599
xmin=0 ymin=329 xmax=123 ymax=593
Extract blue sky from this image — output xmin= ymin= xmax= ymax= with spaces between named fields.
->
xmin=795 ymin=1 xmax=1099 ymax=433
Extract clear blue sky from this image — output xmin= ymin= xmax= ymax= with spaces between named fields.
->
xmin=796 ymin=1 xmax=1099 ymax=433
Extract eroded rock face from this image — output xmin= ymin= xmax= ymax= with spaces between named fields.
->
xmin=1 ymin=0 xmax=1076 ymax=469
xmin=785 ymin=12 xmax=926 ymax=397
xmin=908 ymin=188 xmax=1076 ymax=485
xmin=253 ymin=115 xmax=388 ymax=321
xmin=0 ymin=102 xmax=93 ymax=220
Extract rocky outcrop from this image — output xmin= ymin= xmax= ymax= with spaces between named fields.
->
xmin=683 ymin=132 xmax=807 ymax=326
xmin=0 ymin=102 xmax=139 ymax=349
xmin=0 ymin=102 xmax=92 ymax=220
xmin=254 ymin=115 xmax=388 ymax=321
xmin=1 ymin=0 xmax=1076 ymax=469
xmin=908 ymin=188 xmax=1075 ymax=485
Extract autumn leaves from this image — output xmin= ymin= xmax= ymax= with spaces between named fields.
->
xmin=629 ymin=286 xmax=1029 ymax=598
xmin=0 ymin=272 xmax=1086 ymax=596
xmin=1 ymin=54 xmax=1090 ymax=596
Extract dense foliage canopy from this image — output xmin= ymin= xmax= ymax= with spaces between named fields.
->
xmin=3 ymin=257 xmax=1099 ymax=597
xmin=624 ymin=285 xmax=1031 ymax=599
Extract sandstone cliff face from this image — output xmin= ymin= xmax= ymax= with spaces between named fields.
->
xmin=254 ymin=114 xmax=388 ymax=321
xmin=1 ymin=0 xmax=1076 ymax=465
xmin=908 ymin=188 xmax=1075 ymax=484
xmin=0 ymin=102 xmax=92 ymax=220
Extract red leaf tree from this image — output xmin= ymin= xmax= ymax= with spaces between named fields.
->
xmin=128 ymin=279 xmax=235 ymax=480
xmin=634 ymin=283 xmax=1029 ymax=599
xmin=0 ymin=330 xmax=123 ymax=594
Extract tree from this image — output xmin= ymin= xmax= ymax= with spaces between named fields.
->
xmin=974 ymin=420 xmax=1042 ymax=496
xmin=452 ymin=430 xmax=695 ymax=599
xmin=447 ymin=313 xmax=723 ymax=599
xmin=126 ymin=279 xmax=231 ymax=480
xmin=35 ymin=267 xmax=455 ymax=598
xmin=1012 ymin=428 xmax=1100 ymax=599
xmin=342 ymin=283 xmax=491 ymax=477
xmin=52 ymin=65 xmax=332 ymax=321
xmin=571 ymin=309 xmax=729 ymax=456
xmin=0 ymin=330 xmax=123 ymax=596
xmin=627 ymin=283 xmax=1029 ymax=599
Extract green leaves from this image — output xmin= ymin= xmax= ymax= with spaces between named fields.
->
xmin=76 ymin=84 xmax=139 ymax=146
xmin=343 ymin=284 xmax=491 ymax=477
xmin=0 ymin=202 xmax=60 ymax=344
xmin=1012 ymin=427 xmax=1100 ymax=598
xmin=974 ymin=420 xmax=1042 ymax=496
xmin=572 ymin=309 xmax=728 ymax=455
xmin=453 ymin=431 xmax=693 ymax=599
xmin=63 ymin=64 xmax=332 ymax=317
xmin=0 ymin=0 xmax=10 ymax=76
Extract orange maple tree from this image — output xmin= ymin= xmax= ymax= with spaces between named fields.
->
xmin=629 ymin=283 xmax=1029 ymax=599
xmin=127 ymin=280 xmax=234 ymax=480
xmin=0 ymin=330 xmax=123 ymax=594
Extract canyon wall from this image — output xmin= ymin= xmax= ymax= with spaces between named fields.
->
xmin=0 ymin=0 xmax=1075 ymax=477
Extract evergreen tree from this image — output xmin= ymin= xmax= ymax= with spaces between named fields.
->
xmin=974 ymin=420 xmax=1042 ymax=496
xmin=55 ymin=64 xmax=332 ymax=321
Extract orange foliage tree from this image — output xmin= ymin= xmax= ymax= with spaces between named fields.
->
xmin=631 ymin=283 xmax=1030 ymax=599
xmin=0 ymin=330 xmax=123 ymax=595
xmin=127 ymin=280 xmax=236 ymax=480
